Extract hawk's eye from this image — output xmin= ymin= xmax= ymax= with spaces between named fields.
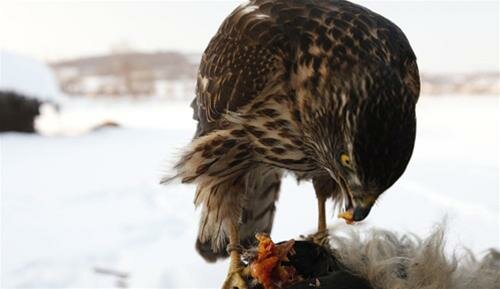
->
xmin=340 ymin=153 xmax=352 ymax=169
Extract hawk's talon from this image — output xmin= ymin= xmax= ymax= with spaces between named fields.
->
xmin=221 ymin=268 xmax=248 ymax=289
xmin=303 ymin=230 xmax=331 ymax=249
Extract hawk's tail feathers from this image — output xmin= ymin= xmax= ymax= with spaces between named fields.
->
xmin=195 ymin=168 xmax=283 ymax=262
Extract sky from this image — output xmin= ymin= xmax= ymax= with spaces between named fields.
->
xmin=0 ymin=0 xmax=498 ymax=74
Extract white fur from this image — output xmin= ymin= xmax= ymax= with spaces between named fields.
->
xmin=326 ymin=224 xmax=500 ymax=289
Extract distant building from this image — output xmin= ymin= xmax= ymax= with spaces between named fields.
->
xmin=51 ymin=51 xmax=198 ymax=99
xmin=421 ymin=73 xmax=500 ymax=95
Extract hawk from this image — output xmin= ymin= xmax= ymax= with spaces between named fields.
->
xmin=164 ymin=0 xmax=419 ymax=288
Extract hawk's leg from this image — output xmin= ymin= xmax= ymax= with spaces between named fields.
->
xmin=221 ymin=221 xmax=249 ymax=289
xmin=309 ymin=193 xmax=329 ymax=247
xmin=304 ymin=176 xmax=339 ymax=247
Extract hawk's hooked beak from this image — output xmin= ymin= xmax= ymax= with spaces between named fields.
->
xmin=334 ymin=174 xmax=377 ymax=223
xmin=351 ymin=195 xmax=376 ymax=221
xmin=339 ymin=191 xmax=376 ymax=223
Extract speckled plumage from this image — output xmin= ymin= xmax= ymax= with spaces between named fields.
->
xmin=164 ymin=0 xmax=420 ymax=262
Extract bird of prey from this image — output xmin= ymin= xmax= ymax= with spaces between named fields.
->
xmin=164 ymin=0 xmax=420 ymax=288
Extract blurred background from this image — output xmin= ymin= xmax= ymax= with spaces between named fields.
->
xmin=0 ymin=1 xmax=498 ymax=288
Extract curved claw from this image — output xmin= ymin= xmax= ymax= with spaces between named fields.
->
xmin=303 ymin=230 xmax=330 ymax=248
xmin=221 ymin=269 xmax=248 ymax=289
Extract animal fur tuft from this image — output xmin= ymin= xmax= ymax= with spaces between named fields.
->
xmin=327 ymin=224 xmax=500 ymax=289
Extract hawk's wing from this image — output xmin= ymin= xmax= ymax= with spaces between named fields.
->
xmin=191 ymin=0 xmax=421 ymax=136
xmin=192 ymin=3 xmax=284 ymax=137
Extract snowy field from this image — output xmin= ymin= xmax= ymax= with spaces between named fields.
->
xmin=1 ymin=95 xmax=499 ymax=288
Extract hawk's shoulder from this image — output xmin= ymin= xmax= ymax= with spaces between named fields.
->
xmin=193 ymin=1 xmax=286 ymax=136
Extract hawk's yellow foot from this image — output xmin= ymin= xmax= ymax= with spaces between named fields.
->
xmin=302 ymin=195 xmax=330 ymax=248
xmin=221 ymin=267 xmax=248 ymax=289
xmin=221 ymin=223 xmax=249 ymax=289
xmin=303 ymin=230 xmax=330 ymax=248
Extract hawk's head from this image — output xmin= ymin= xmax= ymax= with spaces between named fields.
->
xmin=303 ymin=64 xmax=417 ymax=222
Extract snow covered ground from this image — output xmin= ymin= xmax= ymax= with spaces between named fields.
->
xmin=1 ymin=95 xmax=498 ymax=288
